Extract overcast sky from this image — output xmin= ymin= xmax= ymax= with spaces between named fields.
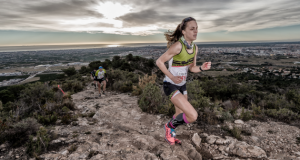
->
xmin=1 ymin=0 xmax=300 ymax=46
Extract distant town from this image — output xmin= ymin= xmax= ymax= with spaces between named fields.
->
xmin=0 ymin=42 xmax=300 ymax=86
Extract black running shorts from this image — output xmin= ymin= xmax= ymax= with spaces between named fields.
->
xmin=163 ymin=82 xmax=187 ymax=100
xmin=97 ymin=78 xmax=105 ymax=83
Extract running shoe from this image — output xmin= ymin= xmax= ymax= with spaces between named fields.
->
xmin=99 ymin=93 xmax=101 ymax=97
xmin=175 ymin=138 xmax=182 ymax=145
xmin=102 ymin=91 xmax=106 ymax=95
xmin=164 ymin=123 xmax=175 ymax=145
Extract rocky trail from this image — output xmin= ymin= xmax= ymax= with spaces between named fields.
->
xmin=2 ymin=83 xmax=300 ymax=160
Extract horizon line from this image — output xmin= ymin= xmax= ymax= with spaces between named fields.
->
xmin=1 ymin=39 xmax=300 ymax=47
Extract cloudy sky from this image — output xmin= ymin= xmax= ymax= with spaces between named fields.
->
xmin=1 ymin=0 xmax=300 ymax=46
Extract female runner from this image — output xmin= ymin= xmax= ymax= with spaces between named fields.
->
xmin=156 ymin=17 xmax=211 ymax=145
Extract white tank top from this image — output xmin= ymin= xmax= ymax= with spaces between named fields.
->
xmin=163 ymin=40 xmax=196 ymax=86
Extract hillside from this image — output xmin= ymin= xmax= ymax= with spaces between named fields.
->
xmin=1 ymin=83 xmax=300 ymax=159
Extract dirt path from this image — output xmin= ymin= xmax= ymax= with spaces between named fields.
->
xmin=39 ymin=85 xmax=202 ymax=160
xmin=35 ymin=84 xmax=300 ymax=160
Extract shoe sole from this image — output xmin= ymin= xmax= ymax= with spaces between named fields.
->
xmin=164 ymin=125 xmax=175 ymax=145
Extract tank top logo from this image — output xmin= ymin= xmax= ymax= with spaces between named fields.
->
xmin=172 ymin=57 xmax=194 ymax=66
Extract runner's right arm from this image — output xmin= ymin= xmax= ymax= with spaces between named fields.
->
xmin=156 ymin=42 xmax=183 ymax=84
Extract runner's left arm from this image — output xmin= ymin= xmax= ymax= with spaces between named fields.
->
xmin=104 ymin=70 xmax=108 ymax=81
xmin=189 ymin=45 xmax=211 ymax=72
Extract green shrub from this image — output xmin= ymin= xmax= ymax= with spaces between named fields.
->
xmin=198 ymin=108 xmax=219 ymax=125
xmin=62 ymin=106 xmax=70 ymax=113
xmin=240 ymin=107 xmax=252 ymax=121
xmin=221 ymin=111 xmax=234 ymax=122
xmin=26 ymin=126 xmax=50 ymax=157
xmin=264 ymin=108 xmax=299 ymax=122
xmin=61 ymin=100 xmax=76 ymax=111
xmin=107 ymin=69 xmax=139 ymax=93
xmin=186 ymin=80 xmax=210 ymax=109
xmin=62 ymin=80 xmax=83 ymax=93
xmin=138 ymin=83 xmax=163 ymax=114
xmin=36 ymin=113 xmax=58 ymax=125
xmin=79 ymin=66 xmax=90 ymax=74
xmin=113 ymin=80 xmax=133 ymax=93
xmin=61 ymin=114 xmax=73 ymax=125
xmin=1 ymin=118 xmax=41 ymax=147
xmin=62 ymin=67 xmax=77 ymax=76
xmin=231 ymin=126 xmax=242 ymax=140
xmin=252 ymin=106 xmax=262 ymax=116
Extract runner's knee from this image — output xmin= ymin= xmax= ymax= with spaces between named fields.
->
xmin=189 ymin=111 xmax=198 ymax=123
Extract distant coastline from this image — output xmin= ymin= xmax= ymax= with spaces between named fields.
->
xmin=0 ymin=41 xmax=300 ymax=52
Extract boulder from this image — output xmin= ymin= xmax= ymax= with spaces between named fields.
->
xmin=192 ymin=133 xmax=202 ymax=147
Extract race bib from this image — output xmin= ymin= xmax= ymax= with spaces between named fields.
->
xmin=177 ymin=72 xmax=187 ymax=81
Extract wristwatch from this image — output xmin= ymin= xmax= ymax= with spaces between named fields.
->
xmin=199 ymin=66 xmax=204 ymax=71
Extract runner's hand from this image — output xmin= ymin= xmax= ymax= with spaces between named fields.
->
xmin=201 ymin=62 xmax=211 ymax=70
xmin=106 ymin=78 xmax=108 ymax=82
xmin=171 ymin=76 xmax=183 ymax=84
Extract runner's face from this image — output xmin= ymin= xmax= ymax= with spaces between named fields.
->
xmin=100 ymin=68 xmax=103 ymax=71
xmin=182 ymin=21 xmax=198 ymax=42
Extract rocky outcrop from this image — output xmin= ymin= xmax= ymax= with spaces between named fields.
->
xmin=1 ymin=83 xmax=300 ymax=160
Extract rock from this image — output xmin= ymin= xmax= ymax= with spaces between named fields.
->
xmin=79 ymin=153 xmax=88 ymax=159
xmin=200 ymin=133 xmax=208 ymax=138
xmin=215 ymin=138 xmax=230 ymax=145
xmin=0 ymin=143 xmax=7 ymax=151
xmin=60 ymin=150 xmax=69 ymax=156
xmin=192 ymin=133 xmax=201 ymax=147
xmin=92 ymin=111 xmax=101 ymax=120
xmin=90 ymin=154 xmax=104 ymax=160
xmin=50 ymin=139 xmax=62 ymax=144
xmin=187 ymin=149 xmax=202 ymax=160
xmin=230 ymin=141 xmax=267 ymax=158
xmin=206 ymin=135 xmax=218 ymax=144
xmin=222 ymin=100 xmax=233 ymax=110
xmin=250 ymin=136 xmax=260 ymax=143
xmin=234 ymin=119 xmax=244 ymax=124
xmin=68 ymin=153 xmax=80 ymax=160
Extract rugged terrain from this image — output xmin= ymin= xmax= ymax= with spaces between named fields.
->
xmin=1 ymin=83 xmax=300 ymax=160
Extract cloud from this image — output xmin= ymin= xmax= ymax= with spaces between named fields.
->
xmin=0 ymin=0 xmax=300 ymax=35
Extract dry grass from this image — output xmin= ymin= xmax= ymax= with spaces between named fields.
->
xmin=19 ymin=77 xmax=40 ymax=84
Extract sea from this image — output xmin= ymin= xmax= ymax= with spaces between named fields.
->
xmin=0 ymin=43 xmax=167 ymax=52
xmin=1 ymin=41 xmax=300 ymax=52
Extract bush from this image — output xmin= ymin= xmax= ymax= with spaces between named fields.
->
xmin=132 ymin=73 xmax=157 ymax=96
xmin=138 ymin=83 xmax=163 ymax=114
xmin=61 ymin=99 xmax=76 ymax=111
xmin=62 ymin=67 xmax=77 ymax=76
xmin=252 ymin=106 xmax=262 ymax=116
xmin=26 ymin=126 xmax=50 ymax=157
xmin=62 ymin=80 xmax=83 ymax=93
xmin=79 ymin=66 xmax=90 ymax=74
xmin=221 ymin=111 xmax=234 ymax=122
xmin=240 ymin=107 xmax=252 ymax=121
xmin=107 ymin=69 xmax=139 ymax=93
xmin=231 ymin=126 xmax=242 ymax=140
xmin=62 ymin=106 xmax=70 ymax=113
xmin=36 ymin=113 xmax=58 ymax=125
xmin=264 ymin=108 xmax=299 ymax=122
xmin=1 ymin=118 xmax=41 ymax=147
xmin=186 ymin=80 xmax=210 ymax=109
xmin=61 ymin=114 xmax=72 ymax=125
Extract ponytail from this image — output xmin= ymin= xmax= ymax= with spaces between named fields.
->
xmin=164 ymin=17 xmax=196 ymax=48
